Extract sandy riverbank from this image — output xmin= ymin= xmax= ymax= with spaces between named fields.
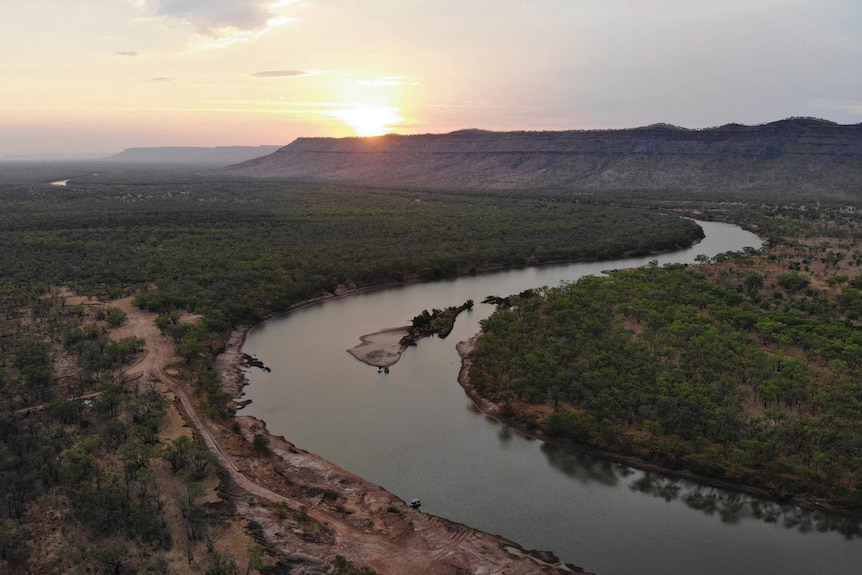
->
xmin=346 ymin=326 xmax=410 ymax=368
xmin=456 ymin=335 xmax=501 ymax=416
xmin=217 ymin=326 xmax=587 ymax=574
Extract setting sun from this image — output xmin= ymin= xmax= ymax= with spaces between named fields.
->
xmin=323 ymin=106 xmax=405 ymax=137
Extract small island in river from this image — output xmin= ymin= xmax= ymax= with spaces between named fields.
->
xmin=347 ymin=299 xmax=474 ymax=368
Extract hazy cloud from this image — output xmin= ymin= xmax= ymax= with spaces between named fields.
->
xmin=140 ymin=0 xmax=296 ymax=38
xmin=356 ymin=76 xmax=420 ymax=87
xmin=250 ymin=70 xmax=310 ymax=78
xmin=151 ymin=77 xmax=176 ymax=82
xmin=114 ymin=51 xmax=139 ymax=57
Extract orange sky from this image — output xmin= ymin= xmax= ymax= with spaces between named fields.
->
xmin=1 ymin=0 xmax=861 ymax=155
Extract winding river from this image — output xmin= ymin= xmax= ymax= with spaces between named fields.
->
xmin=242 ymin=220 xmax=862 ymax=575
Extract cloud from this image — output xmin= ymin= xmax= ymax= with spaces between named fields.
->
xmin=115 ymin=51 xmax=139 ymax=57
xmin=355 ymin=76 xmax=420 ymax=87
xmin=250 ymin=70 xmax=315 ymax=78
xmin=139 ymin=1 xmax=297 ymax=42
xmin=151 ymin=77 xmax=176 ymax=82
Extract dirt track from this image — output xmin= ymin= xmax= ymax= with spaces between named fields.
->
xmin=115 ymin=298 xmax=585 ymax=575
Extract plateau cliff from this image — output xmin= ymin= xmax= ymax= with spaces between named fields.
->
xmin=222 ymin=119 xmax=862 ymax=196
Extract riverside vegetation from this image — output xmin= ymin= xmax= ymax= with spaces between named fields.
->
xmin=0 ymin=166 xmax=703 ymax=324
xmin=0 ymin=165 xmax=704 ymax=574
xmin=469 ymin=200 xmax=862 ymax=511
xmin=4 ymin=162 xmax=862 ymax=573
xmin=400 ymin=300 xmax=474 ymax=346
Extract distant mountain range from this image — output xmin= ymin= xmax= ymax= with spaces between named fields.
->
xmin=103 ymin=146 xmax=282 ymax=166
xmin=221 ymin=118 xmax=862 ymax=196
xmin=1 ymin=152 xmax=112 ymax=162
xmin=1 ymin=146 xmax=283 ymax=166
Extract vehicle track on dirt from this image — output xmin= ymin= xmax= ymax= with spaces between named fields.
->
xmin=115 ymin=297 xmax=580 ymax=574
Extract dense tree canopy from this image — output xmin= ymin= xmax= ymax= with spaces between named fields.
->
xmin=0 ymin=165 xmax=712 ymax=572
xmin=470 ymin=262 xmax=862 ymax=508
xmin=0 ymin=170 xmax=703 ymax=324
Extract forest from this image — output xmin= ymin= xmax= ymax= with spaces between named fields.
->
xmin=469 ymin=204 xmax=862 ymax=509
xmin=0 ymin=164 xmax=706 ymax=573
xmin=5 ymin=161 xmax=862 ymax=572
xmin=0 ymin=166 xmax=703 ymax=325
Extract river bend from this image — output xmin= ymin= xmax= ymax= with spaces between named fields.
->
xmin=243 ymin=221 xmax=862 ymax=575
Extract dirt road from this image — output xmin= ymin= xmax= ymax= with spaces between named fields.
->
xmin=116 ymin=298 xmax=584 ymax=575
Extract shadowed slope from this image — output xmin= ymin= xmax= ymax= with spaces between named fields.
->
xmin=223 ymin=119 xmax=862 ymax=196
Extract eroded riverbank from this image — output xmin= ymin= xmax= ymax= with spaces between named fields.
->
xmin=235 ymin=220 xmax=862 ymax=575
xmin=217 ymin=328 xmax=588 ymax=574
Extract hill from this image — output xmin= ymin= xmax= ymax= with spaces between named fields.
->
xmin=105 ymin=145 xmax=282 ymax=166
xmin=221 ymin=119 xmax=862 ymax=196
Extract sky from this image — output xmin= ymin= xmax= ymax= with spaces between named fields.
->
xmin=1 ymin=0 xmax=861 ymax=155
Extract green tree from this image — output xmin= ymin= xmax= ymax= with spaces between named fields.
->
xmin=743 ymin=272 xmax=764 ymax=299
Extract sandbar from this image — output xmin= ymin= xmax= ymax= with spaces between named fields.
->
xmin=347 ymin=326 xmax=410 ymax=367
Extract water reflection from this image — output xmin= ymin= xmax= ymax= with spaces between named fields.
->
xmin=540 ymin=443 xmax=622 ymax=487
xmin=629 ymin=472 xmax=862 ymax=539
xmin=540 ymin=442 xmax=862 ymax=538
xmin=496 ymin=424 xmax=514 ymax=445
xmin=245 ymin=221 xmax=862 ymax=574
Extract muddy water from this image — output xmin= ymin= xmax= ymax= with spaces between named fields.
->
xmin=243 ymin=221 xmax=862 ymax=575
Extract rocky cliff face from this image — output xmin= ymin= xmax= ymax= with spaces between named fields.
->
xmin=222 ymin=119 xmax=862 ymax=195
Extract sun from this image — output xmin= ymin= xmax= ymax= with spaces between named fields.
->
xmin=325 ymin=106 xmax=405 ymax=137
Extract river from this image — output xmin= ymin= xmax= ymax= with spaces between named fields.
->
xmin=242 ymin=220 xmax=862 ymax=575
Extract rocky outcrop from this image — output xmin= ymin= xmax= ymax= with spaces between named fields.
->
xmin=222 ymin=119 xmax=862 ymax=196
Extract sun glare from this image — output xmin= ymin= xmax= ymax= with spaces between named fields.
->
xmin=324 ymin=106 xmax=405 ymax=137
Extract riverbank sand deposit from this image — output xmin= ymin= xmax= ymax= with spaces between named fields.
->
xmin=346 ymin=326 xmax=410 ymax=367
